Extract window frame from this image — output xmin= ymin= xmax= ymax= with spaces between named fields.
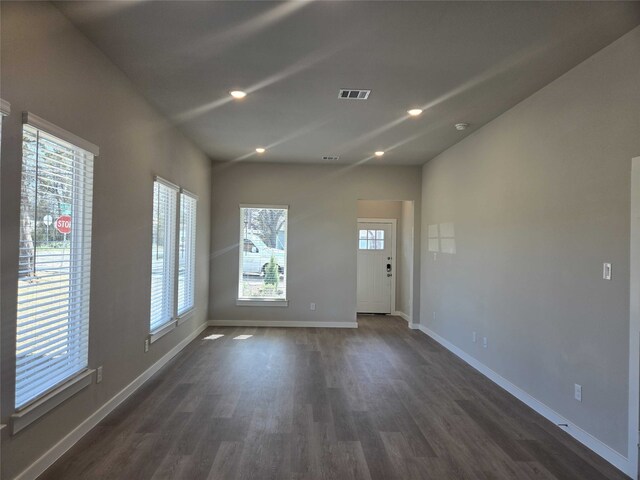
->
xmin=149 ymin=176 xmax=179 ymax=340
xmin=11 ymin=112 xmax=98 ymax=433
xmin=0 ymin=100 xmax=9 ymax=433
xmin=237 ymin=204 xmax=289 ymax=307
xmin=0 ymin=98 xmax=10 ymax=117
xmin=176 ymin=189 xmax=197 ymax=321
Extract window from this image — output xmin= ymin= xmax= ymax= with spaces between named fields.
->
xmin=238 ymin=205 xmax=288 ymax=303
xmin=16 ymin=115 xmax=97 ymax=410
xmin=150 ymin=178 xmax=178 ymax=333
xmin=0 ymin=100 xmax=9 ymax=169
xmin=177 ymin=191 xmax=197 ymax=316
xmin=0 ymin=98 xmax=9 ymax=132
xmin=359 ymin=229 xmax=385 ymax=250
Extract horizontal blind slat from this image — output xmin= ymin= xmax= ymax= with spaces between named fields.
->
xmin=17 ymin=325 xmax=90 ymax=359
xmin=17 ymin=339 xmax=89 ymax=373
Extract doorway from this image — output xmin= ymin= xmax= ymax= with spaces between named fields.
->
xmin=357 ymin=219 xmax=396 ymax=313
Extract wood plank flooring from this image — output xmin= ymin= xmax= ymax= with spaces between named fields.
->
xmin=40 ymin=316 xmax=627 ymax=480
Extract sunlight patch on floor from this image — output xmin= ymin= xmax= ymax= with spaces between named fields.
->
xmin=204 ymin=334 xmax=225 ymax=340
xmin=233 ymin=334 xmax=253 ymax=340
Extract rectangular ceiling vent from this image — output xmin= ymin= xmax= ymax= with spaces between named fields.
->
xmin=322 ymin=155 xmax=340 ymax=161
xmin=338 ymin=89 xmax=370 ymax=100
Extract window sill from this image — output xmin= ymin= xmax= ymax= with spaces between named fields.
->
xmin=236 ymin=299 xmax=289 ymax=307
xmin=176 ymin=309 xmax=195 ymax=326
xmin=11 ymin=369 xmax=94 ymax=435
xmin=150 ymin=321 xmax=176 ymax=344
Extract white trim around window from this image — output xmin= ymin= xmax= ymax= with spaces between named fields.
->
xmin=0 ymin=98 xmax=11 ymax=116
xmin=236 ymin=299 xmax=289 ymax=307
xmin=11 ymin=369 xmax=94 ymax=434
xmin=237 ymin=204 xmax=289 ymax=305
xmin=177 ymin=189 xmax=197 ymax=317
xmin=149 ymin=177 xmax=179 ymax=335
xmin=148 ymin=179 xmax=199 ymax=344
xmin=22 ymin=112 xmax=99 ymax=156
xmin=154 ymin=175 xmax=179 ymax=191
xmin=14 ymin=114 xmax=97 ymax=428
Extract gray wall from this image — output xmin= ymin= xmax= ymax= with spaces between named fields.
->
xmin=209 ymin=162 xmax=421 ymax=325
xmin=0 ymin=3 xmax=211 ymax=479
xmin=357 ymin=200 xmax=403 ymax=220
xmin=420 ymin=26 xmax=640 ymax=455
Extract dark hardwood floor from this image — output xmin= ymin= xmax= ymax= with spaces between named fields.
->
xmin=40 ymin=316 xmax=627 ymax=480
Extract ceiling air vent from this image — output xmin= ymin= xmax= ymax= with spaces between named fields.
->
xmin=322 ymin=155 xmax=340 ymax=161
xmin=338 ymin=89 xmax=371 ymax=100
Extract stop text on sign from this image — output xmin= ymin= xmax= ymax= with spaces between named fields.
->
xmin=55 ymin=215 xmax=72 ymax=234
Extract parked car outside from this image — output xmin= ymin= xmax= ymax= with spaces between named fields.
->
xmin=242 ymin=234 xmax=285 ymax=276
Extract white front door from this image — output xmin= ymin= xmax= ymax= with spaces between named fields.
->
xmin=357 ymin=222 xmax=392 ymax=313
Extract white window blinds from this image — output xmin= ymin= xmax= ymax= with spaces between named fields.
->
xmin=177 ymin=191 xmax=197 ymax=315
xmin=16 ymin=123 xmax=95 ymax=409
xmin=150 ymin=178 xmax=178 ymax=332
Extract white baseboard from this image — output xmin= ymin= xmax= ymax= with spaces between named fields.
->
xmin=14 ymin=322 xmax=208 ymax=480
xmin=392 ymin=311 xmax=411 ymax=323
xmin=208 ymin=319 xmax=358 ymax=328
xmin=415 ymin=324 xmax=632 ymax=477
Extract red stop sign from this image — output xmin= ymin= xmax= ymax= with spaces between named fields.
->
xmin=55 ymin=215 xmax=72 ymax=234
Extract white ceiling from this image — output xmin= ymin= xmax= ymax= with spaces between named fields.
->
xmin=56 ymin=1 xmax=640 ymax=165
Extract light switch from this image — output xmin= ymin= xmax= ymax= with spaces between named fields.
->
xmin=603 ymin=263 xmax=612 ymax=280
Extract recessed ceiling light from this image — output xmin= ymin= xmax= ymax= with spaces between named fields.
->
xmin=230 ymin=90 xmax=247 ymax=99
xmin=407 ymin=109 xmax=423 ymax=117
xmin=375 ymin=151 xmax=385 ymax=157
xmin=255 ymin=147 xmax=266 ymax=154
xmin=455 ymin=123 xmax=469 ymax=131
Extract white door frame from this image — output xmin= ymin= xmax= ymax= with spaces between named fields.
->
xmin=629 ymin=156 xmax=640 ymax=479
xmin=357 ymin=218 xmax=397 ymax=315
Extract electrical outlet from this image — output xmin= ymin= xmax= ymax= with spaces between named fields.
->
xmin=433 ymin=311 xmax=436 ymax=320
xmin=144 ymin=339 xmax=150 ymax=353
xmin=96 ymin=366 xmax=103 ymax=383
xmin=482 ymin=337 xmax=488 ymax=348
xmin=472 ymin=332 xmax=477 ymax=343
xmin=574 ymin=384 xmax=582 ymax=402
xmin=310 ymin=303 xmax=316 ymax=311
